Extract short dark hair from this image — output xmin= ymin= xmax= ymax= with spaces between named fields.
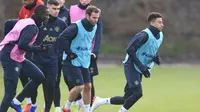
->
xmin=34 ymin=5 xmax=48 ymax=16
xmin=47 ymin=0 xmax=59 ymax=6
xmin=147 ymin=12 xmax=162 ymax=22
xmin=86 ymin=5 xmax=100 ymax=16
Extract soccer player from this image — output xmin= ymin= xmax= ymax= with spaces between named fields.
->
xmin=31 ymin=0 xmax=67 ymax=112
xmin=18 ymin=0 xmax=44 ymax=111
xmin=9 ymin=1 xmax=66 ymax=112
xmin=18 ymin=0 xmax=44 ymax=62
xmin=66 ymin=0 xmax=103 ymax=110
xmin=54 ymin=0 xmax=70 ymax=111
xmin=58 ymin=5 xmax=100 ymax=112
xmin=90 ymin=12 xmax=164 ymax=112
xmin=0 ymin=5 xmax=49 ymax=112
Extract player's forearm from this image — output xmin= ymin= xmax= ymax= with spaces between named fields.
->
xmin=19 ymin=45 xmax=44 ymax=52
xmin=93 ymin=19 xmax=103 ymax=56
xmin=92 ymin=35 xmax=101 ymax=56
xmin=18 ymin=25 xmax=40 ymax=52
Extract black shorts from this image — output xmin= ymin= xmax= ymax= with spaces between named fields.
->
xmin=63 ymin=65 xmax=91 ymax=86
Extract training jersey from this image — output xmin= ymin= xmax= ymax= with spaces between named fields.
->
xmin=123 ymin=28 xmax=163 ymax=73
xmin=69 ymin=4 xmax=102 ymax=56
xmin=63 ymin=20 xmax=97 ymax=68
xmin=33 ymin=16 xmax=67 ymax=65
xmin=0 ymin=18 xmax=37 ymax=62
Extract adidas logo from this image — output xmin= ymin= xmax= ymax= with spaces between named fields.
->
xmin=43 ymin=27 xmax=47 ymax=30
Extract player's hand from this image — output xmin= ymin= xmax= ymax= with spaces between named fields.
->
xmin=91 ymin=53 xmax=97 ymax=60
xmin=68 ymin=52 xmax=77 ymax=60
xmin=153 ymin=55 xmax=161 ymax=65
xmin=41 ymin=44 xmax=53 ymax=54
xmin=141 ymin=66 xmax=151 ymax=78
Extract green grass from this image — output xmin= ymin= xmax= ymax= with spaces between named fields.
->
xmin=0 ymin=65 xmax=200 ymax=112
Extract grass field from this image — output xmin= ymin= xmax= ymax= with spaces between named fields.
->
xmin=0 ymin=65 xmax=200 ymax=112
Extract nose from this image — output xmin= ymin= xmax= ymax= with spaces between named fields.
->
xmin=161 ymin=22 xmax=164 ymax=26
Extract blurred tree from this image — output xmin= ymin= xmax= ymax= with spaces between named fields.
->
xmin=0 ymin=0 xmax=5 ymax=38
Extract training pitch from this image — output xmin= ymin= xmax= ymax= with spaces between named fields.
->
xmin=0 ymin=65 xmax=200 ymax=112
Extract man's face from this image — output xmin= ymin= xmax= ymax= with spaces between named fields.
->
xmin=86 ymin=12 xmax=99 ymax=25
xmin=79 ymin=0 xmax=92 ymax=6
xmin=150 ymin=18 xmax=164 ymax=31
xmin=47 ymin=4 xmax=60 ymax=17
xmin=40 ymin=9 xmax=50 ymax=24
xmin=22 ymin=0 xmax=34 ymax=7
xmin=57 ymin=0 xmax=65 ymax=7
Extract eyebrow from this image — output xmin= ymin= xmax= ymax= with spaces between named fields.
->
xmin=52 ymin=7 xmax=60 ymax=9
